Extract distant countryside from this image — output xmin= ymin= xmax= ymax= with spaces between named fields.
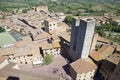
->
xmin=0 ymin=0 xmax=120 ymax=16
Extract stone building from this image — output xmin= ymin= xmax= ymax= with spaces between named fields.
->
xmin=36 ymin=6 xmax=49 ymax=12
xmin=0 ymin=76 xmax=7 ymax=80
xmin=39 ymin=40 xmax=61 ymax=56
xmin=31 ymin=31 xmax=61 ymax=56
xmin=70 ymin=58 xmax=97 ymax=80
xmin=0 ymin=43 xmax=41 ymax=65
xmin=0 ymin=31 xmax=62 ymax=65
xmin=38 ymin=35 xmax=61 ymax=56
xmin=97 ymin=36 xmax=110 ymax=45
xmin=116 ymin=45 xmax=120 ymax=53
xmin=97 ymin=53 xmax=120 ymax=80
xmin=90 ymin=33 xmax=98 ymax=52
xmin=110 ymin=61 xmax=120 ymax=80
xmin=44 ymin=18 xmax=57 ymax=34
xmin=90 ymin=45 xmax=115 ymax=61
xmin=70 ymin=17 xmax=95 ymax=60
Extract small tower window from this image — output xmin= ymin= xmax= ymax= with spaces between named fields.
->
xmin=50 ymin=24 xmax=52 ymax=26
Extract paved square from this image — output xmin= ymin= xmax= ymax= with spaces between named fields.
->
xmin=19 ymin=55 xmax=72 ymax=80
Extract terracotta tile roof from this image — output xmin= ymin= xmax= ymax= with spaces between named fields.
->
xmin=0 ymin=56 xmax=5 ymax=64
xmin=57 ymin=22 xmax=68 ymax=28
xmin=44 ymin=18 xmax=57 ymax=22
xmin=0 ymin=46 xmax=16 ymax=56
xmin=97 ymin=36 xmax=110 ymax=43
xmin=90 ymin=45 xmax=115 ymax=61
xmin=36 ymin=34 xmax=61 ymax=49
xmin=90 ymin=51 xmax=100 ymax=61
xmin=0 ymin=77 xmax=7 ymax=80
xmin=50 ymin=29 xmax=56 ymax=34
xmin=14 ymin=46 xmax=32 ymax=56
xmin=14 ymin=43 xmax=40 ymax=56
xmin=39 ymin=39 xmax=61 ymax=50
xmin=40 ymin=41 xmax=53 ymax=50
xmin=116 ymin=45 xmax=120 ymax=52
xmin=98 ymin=45 xmax=115 ymax=59
xmin=15 ymin=36 xmax=32 ymax=47
xmin=70 ymin=58 xmax=97 ymax=74
xmin=0 ymin=43 xmax=40 ymax=57
xmin=33 ymin=32 xmax=51 ymax=41
xmin=106 ymin=53 xmax=120 ymax=65
xmin=52 ymin=35 xmax=60 ymax=41
xmin=14 ymin=41 xmax=27 ymax=47
xmin=22 ymin=36 xmax=32 ymax=42
xmin=60 ymin=32 xmax=70 ymax=42
xmin=52 ymin=41 xmax=61 ymax=48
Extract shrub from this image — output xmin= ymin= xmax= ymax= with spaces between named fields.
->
xmin=22 ymin=9 xmax=27 ymax=13
xmin=43 ymin=54 xmax=53 ymax=65
xmin=64 ymin=16 xmax=73 ymax=27
xmin=0 ymin=27 xmax=5 ymax=33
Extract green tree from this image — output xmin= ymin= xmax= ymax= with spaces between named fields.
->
xmin=0 ymin=27 xmax=5 ymax=33
xmin=22 ymin=9 xmax=27 ymax=13
xmin=95 ymin=27 xmax=106 ymax=37
xmin=64 ymin=16 xmax=73 ymax=27
xmin=116 ymin=9 xmax=120 ymax=15
xmin=43 ymin=54 xmax=53 ymax=65
xmin=98 ymin=29 xmax=106 ymax=37
xmin=101 ymin=18 xmax=120 ymax=33
xmin=2 ymin=16 xmax=5 ymax=19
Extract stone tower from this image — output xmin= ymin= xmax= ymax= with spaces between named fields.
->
xmin=44 ymin=18 xmax=57 ymax=34
xmin=70 ymin=17 xmax=95 ymax=60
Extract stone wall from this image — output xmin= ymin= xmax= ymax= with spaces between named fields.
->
xmin=0 ymin=59 xmax=9 ymax=69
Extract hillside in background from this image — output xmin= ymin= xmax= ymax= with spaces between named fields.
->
xmin=0 ymin=0 xmax=120 ymax=16
xmin=59 ymin=0 xmax=120 ymax=3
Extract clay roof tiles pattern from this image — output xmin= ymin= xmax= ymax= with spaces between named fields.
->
xmin=70 ymin=58 xmax=97 ymax=74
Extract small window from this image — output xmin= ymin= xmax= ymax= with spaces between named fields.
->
xmin=91 ymin=76 xmax=93 ymax=78
xmin=53 ymin=24 xmax=55 ymax=25
xmin=49 ymin=24 xmax=52 ymax=26
xmin=90 ymin=72 xmax=92 ymax=75
xmin=84 ymin=75 xmax=86 ymax=77
xmin=25 ymin=62 xmax=27 ymax=64
xmin=56 ymin=49 xmax=58 ymax=51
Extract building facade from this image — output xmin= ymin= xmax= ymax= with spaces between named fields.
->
xmin=0 ymin=56 xmax=8 ymax=69
xmin=44 ymin=18 xmax=57 ymax=34
xmin=70 ymin=58 xmax=97 ymax=80
xmin=70 ymin=17 xmax=95 ymax=60
xmin=90 ymin=33 xmax=98 ymax=52
xmin=110 ymin=61 xmax=120 ymax=80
